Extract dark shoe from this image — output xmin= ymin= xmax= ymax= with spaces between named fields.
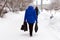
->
xmin=30 ymin=31 xmax=32 ymax=37
xmin=30 ymin=34 xmax=32 ymax=37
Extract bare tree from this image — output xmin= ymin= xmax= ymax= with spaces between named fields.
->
xmin=0 ymin=0 xmax=33 ymax=12
xmin=7 ymin=0 xmax=33 ymax=11
xmin=0 ymin=0 xmax=7 ymax=17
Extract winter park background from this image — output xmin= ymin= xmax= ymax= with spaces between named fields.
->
xmin=0 ymin=0 xmax=60 ymax=40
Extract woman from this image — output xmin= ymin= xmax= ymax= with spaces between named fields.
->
xmin=35 ymin=6 xmax=39 ymax=16
xmin=24 ymin=6 xmax=37 ymax=36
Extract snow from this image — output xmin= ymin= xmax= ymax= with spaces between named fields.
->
xmin=0 ymin=9 xmax=60 ymax=40
xmin=0 ymin=0 xmax=60 ymax=40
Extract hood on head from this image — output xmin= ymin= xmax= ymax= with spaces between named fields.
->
xmin=27 ymin=6 xmax=34 ymax=10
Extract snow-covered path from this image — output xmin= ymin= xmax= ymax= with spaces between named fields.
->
xmin=0 ymin=11 xmax=60 ymax=40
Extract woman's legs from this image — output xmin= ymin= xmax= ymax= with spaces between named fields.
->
xmin=29 ymin=23 xmax=34 ymax=36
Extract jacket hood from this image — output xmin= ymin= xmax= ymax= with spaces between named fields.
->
xmin=27 ymin=6 xmax=34 ymax=10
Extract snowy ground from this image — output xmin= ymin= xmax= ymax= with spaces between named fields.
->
xmin=0 ymin=10 xmax=60 ymax=40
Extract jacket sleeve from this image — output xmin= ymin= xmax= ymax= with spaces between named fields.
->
xmin=24 ymin=10 xmax=27 ymax=22
xmin=34 ymin=10 xmax=38 ymax=23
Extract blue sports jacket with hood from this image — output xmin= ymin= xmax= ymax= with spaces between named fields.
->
xmin=24 ymin=6 xmax=37 ymax=24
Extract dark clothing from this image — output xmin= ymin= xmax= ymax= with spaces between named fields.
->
xmin=24 ymin=6 xmax=38 ymax=36
xmin=35 ymin=6 xmax=39 ymax=23
xmin=35 ymin=7 xmax=39 ymax=16
xmin=34 ymin=7 xmax=39 ymax=32
xmin=29 ymin=23 xmax=34 ymax=36
xmin=24 ymin=6 xmax=37 ymax=24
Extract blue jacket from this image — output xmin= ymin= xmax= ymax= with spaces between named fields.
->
xmin=24 ymin=6 xmax=37 ymax=24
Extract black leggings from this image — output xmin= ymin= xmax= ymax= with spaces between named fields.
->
xmin=28 ymin=23 xmax=34 ymax=36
